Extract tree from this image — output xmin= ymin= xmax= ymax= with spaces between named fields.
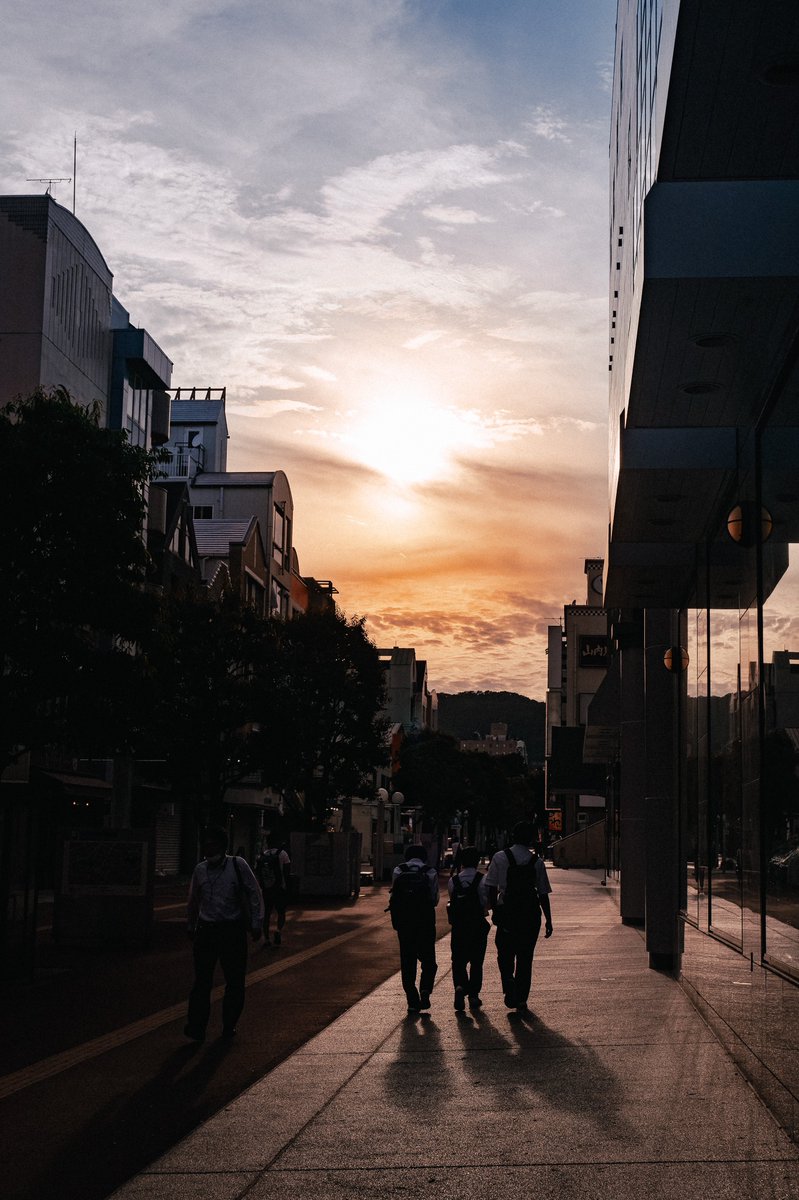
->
xmin=139 ymin=586 xmax=276 ymax=828
xmin=254 ymin=610 xmax=388 ymax=824
xmin=394 ymin=731 xmax=470 ymax=833
xmin=0 ymin=388 xmax=162 ymax=769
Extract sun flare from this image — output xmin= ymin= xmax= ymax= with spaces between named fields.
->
xmin=347 ymin=385 xmax=476 ymax=486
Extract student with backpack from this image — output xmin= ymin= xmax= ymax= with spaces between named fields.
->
xmin=255 ymin=834 xmax=291 ymax=947
xmin=388 ymin=844 xmax=439 ymax=1012
xmin=485 ymin=821 xmax=553 ymax=1013
xmin=447 ymin=846 xmax=489 ymax=1011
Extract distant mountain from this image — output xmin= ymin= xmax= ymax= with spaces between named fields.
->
xmin=437 ymin=691 xmax=546 ymax=763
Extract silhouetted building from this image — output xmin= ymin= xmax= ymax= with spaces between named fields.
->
xmin=599 ymin=0 xmax=799 ymax=1138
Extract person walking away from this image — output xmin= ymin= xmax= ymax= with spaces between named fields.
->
xmin=389 ymin=844 xmax=439 ymax=1012
xmin=447 ymin=846 xmax=489 ymax=1011
xmin=485 ymin=821 xmax=553 ymax=1014
xmin=255 ymin=835 xmax=291 ymax=946
xmin=184 ymin=826 xmax=263 ymax=1042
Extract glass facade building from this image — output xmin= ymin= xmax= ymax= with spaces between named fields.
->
xmin=602 ymin=0 xmax=799 ymax=1138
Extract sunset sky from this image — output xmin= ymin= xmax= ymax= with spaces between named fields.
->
xmin=1 ymin=0 xmax=617 ymax=698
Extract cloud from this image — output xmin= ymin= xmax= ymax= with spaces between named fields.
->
xmin=422 ymin=205 xmax=494 ymax=225
xmin=225 ymin=398 xmax=323 ymax=418
xmin=318 ymin=143 xmax=518 ymax=241
xmin=403 ymin=330 xmax=445 ymax=350
xmin=527 ymin=104 xmax=572 ymax=143
xmin=523 ymin=200 xmax=566 ymax=219
xmin=302 ymin=365 xmax=338 ymax=382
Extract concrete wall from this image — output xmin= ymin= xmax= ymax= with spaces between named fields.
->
xmin=551 ymin=819 xmax=606 ymax=870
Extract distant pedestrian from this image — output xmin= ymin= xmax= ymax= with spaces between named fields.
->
xmin=485 ymin=821 xmax=553 ymax=1014
xmin=255 ymin=835 xmax=291 ymax=947
xmin=184 ymin=826 xmax=263 ymax=1042
xmin=388 ymin=844 xmax=439 ymax=1012
xmin=447 ymin=846 xmax=489 ymax=1011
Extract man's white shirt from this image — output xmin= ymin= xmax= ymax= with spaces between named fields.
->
xmin=484 ymin=845 xmax=552 ymax=906
xmin=187 ymin=855 xmax=263 ymax=932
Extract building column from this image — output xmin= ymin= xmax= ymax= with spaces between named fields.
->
xmin=644 ymin=608 xmax=681 ymax=971
xmin=619 ymin=611 xmax=646 ymax=924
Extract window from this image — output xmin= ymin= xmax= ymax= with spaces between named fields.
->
xmin=273 ymin=504 xmax=285 ymax=565
xmin=683 ymin=607 xmax=709 ymax=925
xmin=193 ymin=506 xmax=212 ymax=520
xmin=760 ymin=409 xmax=799 ymax=977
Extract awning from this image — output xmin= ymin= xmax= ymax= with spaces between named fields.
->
xmin=223 ymin=785 xmax=281 ymax=809
xmin=38 ymin=771 xmax=112 ymax=796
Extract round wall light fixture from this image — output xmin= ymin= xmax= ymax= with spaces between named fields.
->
xmin=664 ymin=646 xmax=689 ymax=673
xmin=726 ymin=503 xmax=773 ymax=546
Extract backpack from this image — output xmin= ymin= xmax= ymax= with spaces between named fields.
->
xmin=257 ymin=848 xmax=283 ymax=891
xmin=446 ymin=871 xmax=485 ymax=927
xmin=497 ymin=849 xmax=540 ymax=930
xmin=389 ymin=863 xmax=433 ymax=928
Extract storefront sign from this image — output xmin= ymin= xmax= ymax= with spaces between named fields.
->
xmin=579 ymin=635 xmax=610 ymax=668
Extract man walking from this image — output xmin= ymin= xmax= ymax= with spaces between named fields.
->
xmin=255 ymin=834 xmax=291 ymax=946
xmin=184 ymin=826 xmax=263 ymax=1042
xmin=447 ymin=846 xmax=489 ymax=1011
xmin=389 ymin=843 xmax=439 ymax=1012
xmin=485 ymin=821 xmax=553 ymax=1014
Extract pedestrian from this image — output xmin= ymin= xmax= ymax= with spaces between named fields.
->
xmin=184 ymin=826 xmax=263 ymax=1042
xmin=447 ymin=845 xmax=489 ymax=1011
xmin=255 ymin=834 xmax=291 ymax=947
xmin=388 ymin=843 xmax=439 ymax=1013
xmin=485 ymin=821 xmax=553 ymax=1014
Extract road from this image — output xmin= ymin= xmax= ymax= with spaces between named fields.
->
xmin=1 ymin=879 xmax=452 ymax=1200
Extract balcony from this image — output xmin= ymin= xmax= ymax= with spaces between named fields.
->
xmin=159 ymin=442 xmax=205 ymax=480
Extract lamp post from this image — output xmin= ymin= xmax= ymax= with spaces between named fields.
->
xmin=375 ymin=788 xmax=388 ymax=883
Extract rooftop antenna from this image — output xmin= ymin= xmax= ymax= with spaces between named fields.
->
xmin=73 ymin=133 xmax=77 ymax=214
xmin=26 ymin=177 xmax=71 ymax=200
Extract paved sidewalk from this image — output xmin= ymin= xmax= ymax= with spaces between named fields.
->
xmin=111 ymin=869 xmax=799 ymax=1200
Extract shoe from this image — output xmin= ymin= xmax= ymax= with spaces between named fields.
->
xmin=183 ymin=1024 xmax=205 ymax=1043
xmin=503 ymin=992 xmax=517 ymax=1009
xmin=515 ymin=1002 xmax=530 ymax=1013
xmin=468 ymin=995 xmax=482 ymax=1009
xmin=273 ymin=931 xmax=282 ymax=946
xmin=418 ymin=991 xmax=431 ymax=1010
xmin=454 ymin=987 xmax=465 ymax=1011
xmin=221 ymin=1026 xmax=237 ymax=1039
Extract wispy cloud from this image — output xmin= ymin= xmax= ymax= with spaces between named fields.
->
xmin=423 ymin=205 xmax=494 ymax=225
xmin=527 ymin=104 xmax=572 ymax=143
xmin=403 ymin=330 xmax=446 ymax=350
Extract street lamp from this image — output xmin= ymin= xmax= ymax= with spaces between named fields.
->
xmin=374 ymin=788 xmax=389 ymax=882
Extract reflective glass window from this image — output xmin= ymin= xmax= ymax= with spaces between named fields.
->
xmin=761 ymin=420 xmax=799 ymax=976
xmin=708 ymin=609 xmax=744 ymax=946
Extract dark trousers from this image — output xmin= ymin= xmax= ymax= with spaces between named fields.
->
xmin=187 ymin=922 xmax=248 ymax=1034
xmin=396 ymin=919 xmax=437 ymax=1003
xmin=262 ymin=887 xmax=287 ymax=935
xmin=495 ymin=913 xmax=541 ymax=1005
xmin=450 ymin=920 xmax=489 ymax=996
